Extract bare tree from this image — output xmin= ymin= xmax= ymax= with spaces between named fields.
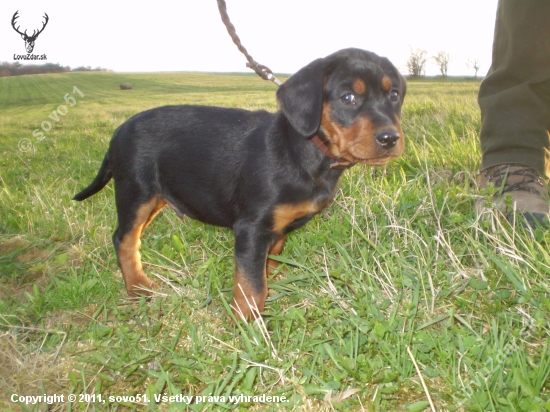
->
xmin=466 ymin=58 xmax=481 ymax=78
xmin=433 ymin=51 xmax=451 ymax=77
xmin=406 ymin=48 xmax=428 ymax=78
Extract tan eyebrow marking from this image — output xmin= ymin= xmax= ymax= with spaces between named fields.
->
xmin=382 ymin=75 xmax=392 ymax=91
xmin=352 ymin=78 xmax=366 ymax=94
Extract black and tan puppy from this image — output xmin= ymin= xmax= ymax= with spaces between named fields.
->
xmin=73 ymin=48 xmax=406 ymax=320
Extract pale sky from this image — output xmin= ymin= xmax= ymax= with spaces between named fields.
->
xmin=1 ymin=0 xmax=499 ymax=76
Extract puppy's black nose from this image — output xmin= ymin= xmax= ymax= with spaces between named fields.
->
xmin=375 ymin=130 xmax=400 ymax=149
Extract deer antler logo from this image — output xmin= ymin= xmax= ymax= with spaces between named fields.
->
xmin=12 ymin=11 xmax=49 ymax=54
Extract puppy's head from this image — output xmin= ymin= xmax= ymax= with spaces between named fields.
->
xmin=277 ymin=48 xmax=406 ymax=166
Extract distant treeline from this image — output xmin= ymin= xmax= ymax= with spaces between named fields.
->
xmin=0 ymin=62 xmax=110 ymax=77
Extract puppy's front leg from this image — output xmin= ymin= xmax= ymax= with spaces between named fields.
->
xmin=231 ymin=222 xmax=273 ymax=321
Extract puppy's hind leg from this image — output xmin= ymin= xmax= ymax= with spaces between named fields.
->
xmin=112 ymin=193 xmax=166 ymax=297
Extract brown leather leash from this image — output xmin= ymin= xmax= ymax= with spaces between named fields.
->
xmin=216 ymin=0 xmax=282 ymax=86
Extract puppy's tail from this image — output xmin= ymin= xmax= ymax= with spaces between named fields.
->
xmin=73 ymin=154 xmax=112 ymax=201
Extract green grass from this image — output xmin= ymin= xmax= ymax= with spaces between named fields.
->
xmin=0 ymin=71 xmax=549 ymax=411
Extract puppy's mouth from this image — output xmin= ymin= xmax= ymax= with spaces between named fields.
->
xmin=356 ymin=154 xmax=398 ymax=166
xmin=335 ymin=153 xmax=396 ymax=167
xmin=319 ymin=127 xmax=404 ymax=167
xmin=340 ymin=144 xmax=402 ymax=166
xmin=315 ymin=128 xmax=404 ymax=168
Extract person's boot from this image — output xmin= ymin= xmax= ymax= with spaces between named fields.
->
xmin=476 ymin=164 xmax=549 ymax=229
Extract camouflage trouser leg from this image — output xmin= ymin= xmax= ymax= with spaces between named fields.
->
xmin=478 ymin=0 xmax=550 ymax=179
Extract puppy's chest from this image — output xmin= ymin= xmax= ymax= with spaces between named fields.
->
xmin=270 ymin=183 xmax=337 ymax=234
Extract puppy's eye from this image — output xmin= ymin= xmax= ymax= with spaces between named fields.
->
xmin=340 ymin=93 xmax=356 ymax=105
xmin=389 ymin=89 xmax=399 ymax=102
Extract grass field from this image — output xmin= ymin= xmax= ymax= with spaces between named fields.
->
xmin=0 ymin=71 xmax=549 ymax=411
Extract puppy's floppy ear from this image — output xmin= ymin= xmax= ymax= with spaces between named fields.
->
xmin=277 ymin=57 xmax=330 ymax=137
